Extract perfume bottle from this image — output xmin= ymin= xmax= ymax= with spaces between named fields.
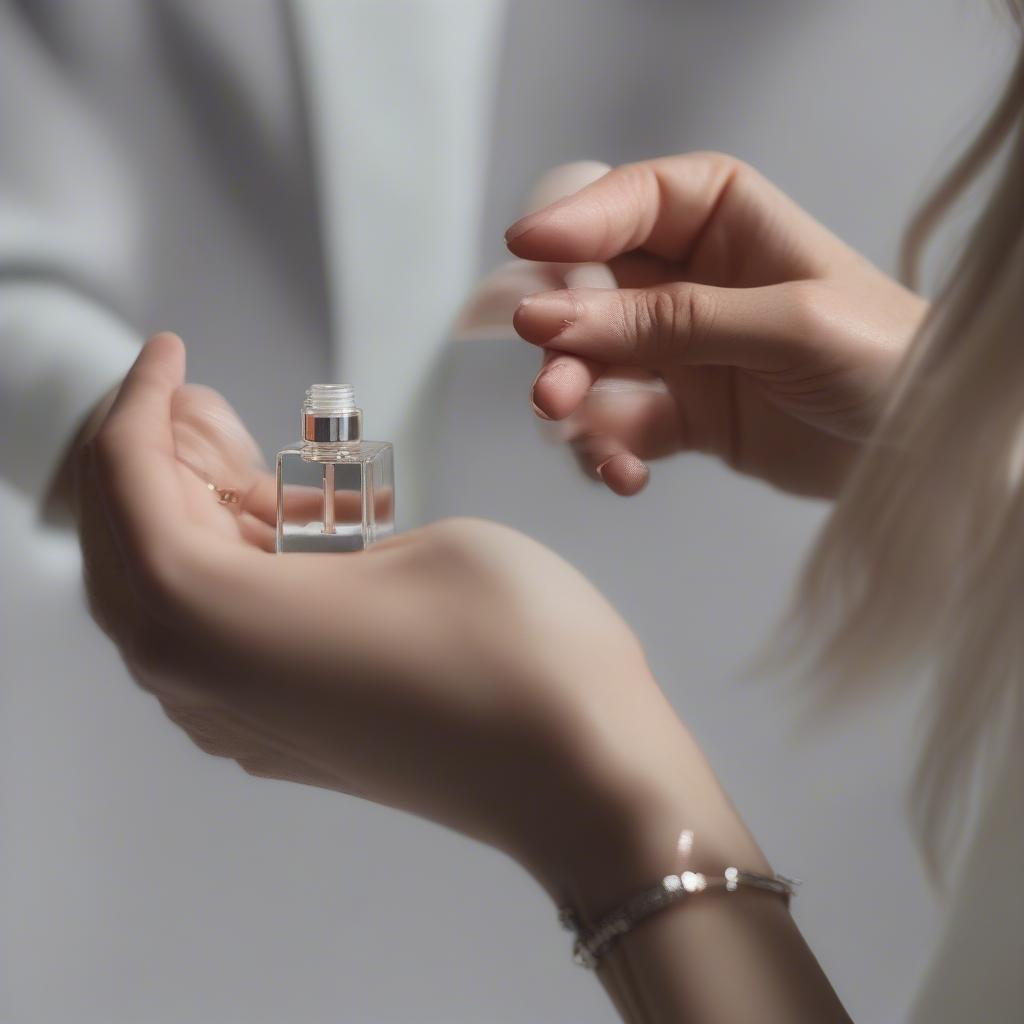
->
xmin=276 ymin=384 xmax=394 ymax=553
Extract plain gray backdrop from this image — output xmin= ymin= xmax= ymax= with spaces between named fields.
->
xmin=1 ymin=2 xmax=1015 ymax=1021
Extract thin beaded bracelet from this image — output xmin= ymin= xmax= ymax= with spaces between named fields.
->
xmin=558 ymin=868 xmax=800 ymax=968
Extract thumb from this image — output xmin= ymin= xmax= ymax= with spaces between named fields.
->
xmin=513 ymin=281 xmax=813 ymax=373
xmin=92 ymin=331 xmax=189 ymax=564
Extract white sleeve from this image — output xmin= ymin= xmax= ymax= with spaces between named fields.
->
xmin=0 ymin=283 xmax=138 ymax=501
xmin=0 ymin=3 xmax=143 ymax=504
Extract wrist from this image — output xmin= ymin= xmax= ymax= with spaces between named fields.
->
xmin=522 ymin=691 xmax=769 ymax=925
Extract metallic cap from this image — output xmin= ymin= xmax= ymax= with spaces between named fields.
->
xmin=301 ymin=384 xmax=362 ymax=443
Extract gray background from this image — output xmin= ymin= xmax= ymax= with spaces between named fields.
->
xmin=1 ymin=2 xmax=1015 ymax=1021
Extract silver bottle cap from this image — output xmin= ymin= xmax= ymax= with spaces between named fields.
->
xmin=302 ymin=384 xmax=362 ymax=442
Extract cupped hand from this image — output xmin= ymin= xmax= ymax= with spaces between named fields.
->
xmin=76 ymin=372 xmax=273 ymax=647
xmin=76 ymin=334 xmax=766 ymax=912
xmin=507 ymin=152 xmax=927 ymax=497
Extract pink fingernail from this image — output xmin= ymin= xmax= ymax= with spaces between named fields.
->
xmin=514 ymin=291 xmax=577 ymax=346
xmin=505 ymin=214 xmax=540 ymax=244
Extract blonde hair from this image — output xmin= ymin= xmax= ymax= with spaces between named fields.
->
xmin=790 ymin=20 xmax=1024 ymax=881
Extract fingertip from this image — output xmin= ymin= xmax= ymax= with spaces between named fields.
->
xmin=145 ymin=330 xmax=186 ymax=363
xmin=531 ymin=358 xmax=593 ymax=420
xmin=504 ymin=216 xmax=533 ymax=249
xmin=128 ymin=331 xmax=186 ymax=390
xmin=505 ymin=208 xmax=582 ymax=261
xmin=513 ymin=291 xmax=578 ymax=347
xmin=569 ymin=431 xmax=649 ymax=494
xmin=505 ymin=206 xmax=558 ymax=251
xmin=147 ymin=329 xmax=184 ymax=347
xmin=596 ymin=453 xmax=650 ymax=497
xmin=510 ymin=296 xmax=535 ymax=341
xmin=507 ymin=160 xmax=613 ymax=256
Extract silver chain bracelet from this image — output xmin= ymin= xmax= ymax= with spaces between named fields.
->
xmin=558 ymin=868 xmax=800 ymax=968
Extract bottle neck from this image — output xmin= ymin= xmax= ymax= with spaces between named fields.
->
xmin=302 ymin=407 xmax=362 ymax=443
xmin=299 ymin=439 xmax=364 ymax=463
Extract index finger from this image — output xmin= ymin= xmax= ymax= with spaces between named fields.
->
xmin=505 ymin=152 xmax=832 ymax=276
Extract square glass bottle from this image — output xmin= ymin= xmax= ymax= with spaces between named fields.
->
xmin=276 ymin=384 xmax=394 ymax=553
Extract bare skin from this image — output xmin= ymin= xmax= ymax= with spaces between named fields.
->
xmin=77 ymin=336 xmax=764 ymax=897
xmin=507 ymin=152 xmax=926 ymax=498
xmin=68 ymin=149 xmax=932 ymax=1024
xmin=77 ymin=333 xmax=849 ymax=1022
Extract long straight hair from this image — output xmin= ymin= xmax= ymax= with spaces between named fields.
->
xmin=790 ymin=17 xmax=1024 ymax=881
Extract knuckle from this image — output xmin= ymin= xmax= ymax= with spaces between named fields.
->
xmin=620 ymin=290 xmax=648 ymax=356
xmin=630 ymin=285 xmax=716 ymax=362
xmin=679 ymin=284 xmax=718 ymax=353
xmin=238 ymin=757 xmax=275 ymax=780
xmin=164 ymin=705 xmax=232 ymax=758
xmin=597 ymin=160 xmax=660 ymax=251
xmin=194 ymin=737 xmax=228 ymax=758
xmin=184 ymin=725 xmax=226 ymax=757
xmin=123 ymin=617 xmax=168 ymax=678
xmin=692 ymin=149 xmax=748 ymax=175
xmin=614 ymin=159 xmax=651 ymax=189
xmin=627 ymin=289 xmax=673 ymax=361
xmin=649 ymin=289 xmax=680 ymax=360
xmin=786 ymin=280 xmax=829 ymax=339
xmin=687 ymin=150 xmax=755 ymax=190
xmin=612 ymin=158 xmax=652 ymax=202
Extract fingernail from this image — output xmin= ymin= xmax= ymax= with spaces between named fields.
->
xmin=505 ymin=213 xmax=541 ymax=245
xmin=531 ymin=369 xmax=555 ymax=420
xmin=596 ymin=454 xmax=650 ymax=496
xmin=514 ymin=291 xmax=578 ymax=346
xmin=506 ymin=188 xmax=582 ymax=245
xmin=506 ymin=204 xmax=559 ymax=245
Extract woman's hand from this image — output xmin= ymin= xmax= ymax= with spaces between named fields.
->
xmin=507 ymin=152 xmax=927 ymax=497
xmin=76 ymin=333 xmax=768 ymax=915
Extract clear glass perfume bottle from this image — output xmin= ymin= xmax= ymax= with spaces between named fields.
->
xmin=276 ymin=384 xmax=394 ymax=553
